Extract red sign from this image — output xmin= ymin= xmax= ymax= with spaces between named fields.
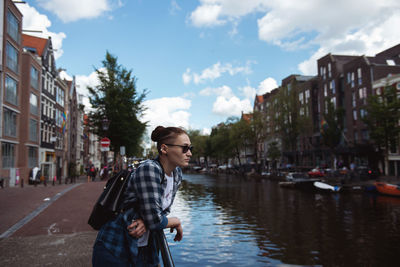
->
xmin=100 ymin=137 xmax=111 ymax=147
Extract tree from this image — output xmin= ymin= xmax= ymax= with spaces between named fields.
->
xmin=267 ymin=141 xmax=281 ymax=170
xmin=187 ymin=129 xmax=209 ymax=165
xmin=364 ymin=84 xmax=400 ymax=174
xmin=320 ymin=100 xmax=344 ymax=168
xmin=249 ymin=111 xmax=267 ymax=168
xmin=276 ymin=85 xmax=300 ymax=164
xmin=229 ymin=117 xmax=252 ymax=167
xmin=87 ymin=51 xmax=147 ymax=157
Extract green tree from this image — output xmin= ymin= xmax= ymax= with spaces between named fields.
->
xmin=364 ymin=84 xmax=400 ymax=174
xmin=267 ymin=141 xmax=281 ymax=170
xmin=320 ymin=100 xmax=344 ymax=167
xmin=229 ymin=117 xmax=252 ymax=167
xmin=276 ymin=85 xmax=300 ymax=164
xmin=187 ymin=129 xmax=209 ymax=165
xmin=87 ymin=51 xmax=147 ymax=157
xmin=209 ymin=122 xmax=234 ymax=164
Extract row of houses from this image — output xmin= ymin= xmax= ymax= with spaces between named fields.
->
xmin=0 ymin=0 xmax=102 ymax=186
xmin=250 ymin=44 xmax=400 ymax=176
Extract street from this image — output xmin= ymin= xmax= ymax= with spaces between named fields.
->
xmin=0 ymin=179 xmax=105 ymax=266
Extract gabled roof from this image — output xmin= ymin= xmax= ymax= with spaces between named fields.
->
xmin=255 ymin=94 xmax=264 ymax=104
xmin=22 ymin=34 xmax=48 ymax=56
xmin=241 ymin=112 xmax=253 ymax=122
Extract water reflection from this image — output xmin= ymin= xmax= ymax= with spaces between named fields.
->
xmin=166 ymin=173 xmax=400 ymax=266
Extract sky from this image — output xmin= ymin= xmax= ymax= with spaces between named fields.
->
xmin=18 ymin=0 xmax=400 ymax=137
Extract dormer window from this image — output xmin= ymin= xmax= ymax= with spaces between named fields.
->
xmin=386 ymin=59 xmax=395 ymax=66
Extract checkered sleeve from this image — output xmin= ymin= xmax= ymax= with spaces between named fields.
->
xmin=133 ymin=160 xmax=168 ymax=231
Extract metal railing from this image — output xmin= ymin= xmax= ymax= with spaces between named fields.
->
xmin=156 ymin=231 xmax=175 ymax=267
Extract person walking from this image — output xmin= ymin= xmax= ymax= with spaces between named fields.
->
xmin=92 ymin=126 xmax=193 ymax=266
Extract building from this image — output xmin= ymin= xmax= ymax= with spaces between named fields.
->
xmin=372 ymin=74 xmax=400 ymax=176
xmin=1 ymin=0 xmax=23 ymax=186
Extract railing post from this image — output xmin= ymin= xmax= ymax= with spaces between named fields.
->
xmin=157 ymin=230 xmax=175 ymax=267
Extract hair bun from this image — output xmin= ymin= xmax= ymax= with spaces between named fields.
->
xmin=151 ymin=126 xmax=165 ymax=142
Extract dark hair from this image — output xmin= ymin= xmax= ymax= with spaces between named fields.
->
xmin=151 ymin=126 xmax=187 ymax=153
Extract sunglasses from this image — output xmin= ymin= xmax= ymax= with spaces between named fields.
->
xmin=165 ymin=144 xmax=194 ymax=153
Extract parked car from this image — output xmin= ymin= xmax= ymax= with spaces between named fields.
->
xmin=286 ymin=172 xmax=309 ymax=181
xmin=308 ymin=168 xmax=325 ymax=178
xmin=356 ymin=166 xmax=380 ymax=180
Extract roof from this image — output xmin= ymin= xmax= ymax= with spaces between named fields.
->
xmin=255 ymin=95 xmax=264 ymax=104
xmin=241 ymin=113 xmax=253 ymax=122
xmin=22 ymin=34 xmax=48 ymax=56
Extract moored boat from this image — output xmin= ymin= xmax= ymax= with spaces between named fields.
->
xmin=374 ymin=182 xmax=400 ymax=197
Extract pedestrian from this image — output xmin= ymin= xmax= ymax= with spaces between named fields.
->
xmin=92 ymin=126 xmax=193 ymax=266
xmin=87 ymin=161 xmax=95 ymax=182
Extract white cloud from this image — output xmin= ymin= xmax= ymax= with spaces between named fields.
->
xmin=189 ymin=0 xmax=400 ymax=75
xmin=37 ymin=0 xmax=111 ymax=23
xmin=257 ymin=77 xmax=278 ymax=94
xmin=74 ymin=69 xmax=104 ymax=111
xmin=239 ymin=85 xmax=257 ymax=100
xmin=142 ymin=97 xmax=192 ymax=134
xmin=199 ymin=85 xmax=234 ymax=98
xmin=190 ymin=4 xmax=225 ymax=27
xmin=18 ymin=3 xmax=66 ymax=59
xmin=189 ymin=0 xmax=268 ymax=27
xmin=183 ymin=61 xmax=252 ymax=85
xmin=212 ymin=96 xmax=252 ymax=117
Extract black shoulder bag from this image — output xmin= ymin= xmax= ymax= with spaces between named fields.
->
xmin=88 ymin=169 xmax=132 ymax=230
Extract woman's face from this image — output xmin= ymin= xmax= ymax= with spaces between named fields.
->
xmin=164 ymin=134 xmax=192 ymax=168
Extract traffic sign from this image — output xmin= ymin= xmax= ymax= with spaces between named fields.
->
xmin=100 ymin=137 xmax=111 ymax=147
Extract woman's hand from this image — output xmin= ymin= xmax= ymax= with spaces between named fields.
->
xmin=127 ymin=218 xmax=146 ymax=238
xmin=170 ymin=224 xmax=183 ymax=241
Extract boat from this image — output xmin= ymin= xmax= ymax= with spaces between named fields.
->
xmin=314 ymin=181 xmax=341 ymax=192
xmin=374 ymin=182 xmax=400 ymax=197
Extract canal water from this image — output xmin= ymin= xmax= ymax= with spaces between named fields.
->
xmin=165 ymin=173 xmax=400 ymax=266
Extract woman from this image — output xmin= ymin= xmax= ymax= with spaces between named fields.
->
xmin=92 ymin=126 xmax=193 ymax=266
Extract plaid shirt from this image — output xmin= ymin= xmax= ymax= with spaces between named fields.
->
xmin=95 ymin=158 xmax=182 ymax=261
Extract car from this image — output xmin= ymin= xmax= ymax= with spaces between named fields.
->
xmin=356 ymin=166 xmax=380 ymax=180
xmin=308 ymin=168 xmax=325 ymax=178
xmin=286 ymin=172 xmax=309 ymax=181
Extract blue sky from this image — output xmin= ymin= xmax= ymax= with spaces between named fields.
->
xmin=19 ymin=0 xmax=400 ymax=136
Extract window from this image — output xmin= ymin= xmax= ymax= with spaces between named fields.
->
xmin=360 ymin=109 xmax=367 ymax=119
xmin=330 ymin=80 xmax=336 ymax=94
xmin=7 ymin=10 xmax=19 ymax=43
xmin=347 ymin=73 xmax=351 ymax=84
xmin=6 ymin=42 xmax=18 ymax=73
xmin=359 ymin=87 xmax=367 ymax=105
xmin=351 ymin=72 xmax=355 ymax=87
xmin=299 ymin=93 xmax=304 ymax=104
xmin=353 ymin=110 xmax=357 ymax=121
xmin=328 ymin=63 xmax=332 ymax=77
xmin=361 ymin=130 xmax=369 ymax=141
xmin=2 ymin=143 xmax=15 ymax=168
xmin=30 ymin=93 xmax=38 ymax=115
xmin=386 ymin=59 xmax=395 ymax=66
xmin=4 ymin=108 xmax=17 ymax=137
xmin=29 ymin=119 xmax=38 ymax=142
xmin=352 ymin=92 xmax=356 ymax=107
xmin=357 ymin=68 xmax=362 ymax=85
xmin=354 ymin=132 xmax=358 ymax=143
xmin=324 ymin=84 xmax=328 ymax=97
xmin=5 ymin=75 xmax=18 ymax=105
xmin=28 ymin=147 xmax=38 ymax=168
xmin=31 ymin=66 xmax=39 ymax=89
xmin=331 ymin=97 xmax=336 ymax=108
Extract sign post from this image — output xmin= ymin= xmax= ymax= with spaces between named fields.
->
xmin=100 ymin=137 xmax=111 ymax=167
